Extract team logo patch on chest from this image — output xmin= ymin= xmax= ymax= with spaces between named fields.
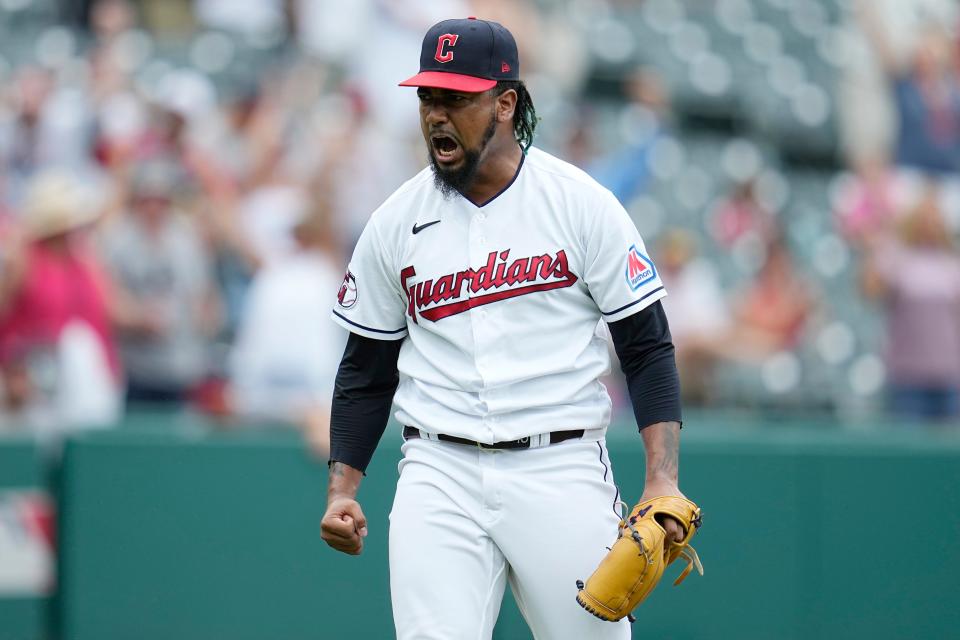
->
xmin=400 ymin=249 xmax=577 ymax=322
xmin=625 ymin=245 xmax=656 ymax=291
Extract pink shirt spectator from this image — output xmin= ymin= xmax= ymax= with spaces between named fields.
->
xmin=835 ymin=172 xmax=899 ymax=241
xmin=0 ymin=243 xmax=119 ymax=378
xmin=710 ymin=182 xmax=774 ymax=249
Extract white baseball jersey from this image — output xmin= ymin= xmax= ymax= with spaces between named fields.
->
xmin=331 ymin=147 xmax=666 ymax=443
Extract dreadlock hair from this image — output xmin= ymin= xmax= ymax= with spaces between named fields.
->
xmin=495 ymin=81 xmax=538 ymax=151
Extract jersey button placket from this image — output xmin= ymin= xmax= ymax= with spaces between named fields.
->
xmin=469 ymin=209 xmax=494 ymax=440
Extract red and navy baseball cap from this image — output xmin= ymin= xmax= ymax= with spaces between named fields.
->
xmin=399 ymin=17 xmax=520 ymax=92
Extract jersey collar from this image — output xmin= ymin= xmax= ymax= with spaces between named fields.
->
xmin=460 ymin=148 xmax=525 ymax=208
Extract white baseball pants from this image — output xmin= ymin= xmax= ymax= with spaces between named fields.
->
xmin=389 ymin=436 xmax=632 ymax=640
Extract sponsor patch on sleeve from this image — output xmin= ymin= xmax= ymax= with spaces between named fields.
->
xmin=625 ymin=245 xmax=657 ymax=291
xmin=337 ymin=270 xmax=358 ymax=309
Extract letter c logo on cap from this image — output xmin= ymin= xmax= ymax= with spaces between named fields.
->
xmin=435 ymin=34 xmax=459 ymax=63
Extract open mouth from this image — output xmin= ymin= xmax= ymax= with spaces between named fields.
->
xmin=431 ymin=134 xmax=462 ymax=164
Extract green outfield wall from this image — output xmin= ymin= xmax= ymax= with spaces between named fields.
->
xmin=5 ymin=413 xmax=960 ymax=639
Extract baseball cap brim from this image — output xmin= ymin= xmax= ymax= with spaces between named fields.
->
xmin=399 ymin=71 xmax=497 ymax=92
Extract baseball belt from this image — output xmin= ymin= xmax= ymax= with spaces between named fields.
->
xmin=403 ymin=426 xmax=585 ymax=450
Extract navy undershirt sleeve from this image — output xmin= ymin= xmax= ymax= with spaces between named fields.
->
xmin=607 ymin=301 xmax=682 ymax=431
xmin=329 ymin=333 xmax=402 ymax=473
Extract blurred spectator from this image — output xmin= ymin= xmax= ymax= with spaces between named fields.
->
xmin=294 ymin=0 xmax=374 ymax=60
xmin=87 ymin=0 xmax=150 ymax=176
xmin=0 ymin=172 xmax=121 ymax=432
xmin=0 ymin=358 xmax=38 ymax=432
xmin=861 ymin=187 xmax=960 ymax=420
xmin=0 ymin=0 xmax=945 ymax=422
xmin=100 ymin=160 xmax=220 ymax=405
xmin=834 ymin=154 xmax=905 ymax=246
xmin=657 ymin=229 xmax=731 ymax=405
xmin=856 ymin=0 xmax=960 ymax=175
xmin=303 ymin=86 xmax=414 ymax=249
xmin=89 ymin=0 xmax=138 ymax=41
xmin=710 ymin=178 xmax=777 ymax=250
xmin=590 ymin=67 xmax=669 ymax=204
xmin=835 ymin=155 xmax=960 ymax=246
xmin=204 ymin=91 xmax=308 ymax=334
xmin=224 ymin=80 xmax=315 ymax=266
xmin=150 ymin=71 xmax=220 ymax=164
xmin=715 ymin=234 xmax=816 ymax=363
xmin=3 ymin=68 xmax=55 ymax=187
xmin=228 ymin=205 xmax=346 ymax=457
xmin=194 ymin=0 xmax=287 ymax=38
xmin=563 ymin=110 xmax=597 ymax=172
xmin=234 ymin=161 xmax=307 ymax=266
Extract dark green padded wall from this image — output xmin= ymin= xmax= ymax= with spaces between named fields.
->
xmin=55 ymin=421 xmax=960 ymax=640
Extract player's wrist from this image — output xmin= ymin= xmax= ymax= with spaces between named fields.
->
xmin=327 ymin=461 xmax=363 ymax=503
xmin=640 ymin=476 xmax=682 ymax=499
xmin=326 ymin=493 xmax=359 ymax=508
xmin=644 ymin=469 xmax=678 ymax=483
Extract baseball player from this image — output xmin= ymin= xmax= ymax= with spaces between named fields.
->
xmin=321 ymin=17 xmax=697 ymax=639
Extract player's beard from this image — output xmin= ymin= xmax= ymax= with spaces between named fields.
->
xmin=429 ymin=114 xmax=498 ymax=200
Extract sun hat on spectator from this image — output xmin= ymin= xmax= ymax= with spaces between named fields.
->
xmin=22 ymin=172 xmax=99 ymax=241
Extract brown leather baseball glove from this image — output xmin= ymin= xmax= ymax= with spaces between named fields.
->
xmin=576 ymin=495 xmax=703 ymax=622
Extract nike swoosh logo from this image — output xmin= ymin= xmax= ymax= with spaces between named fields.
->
xmin=412 ymin=220 xmax=441 ymax=235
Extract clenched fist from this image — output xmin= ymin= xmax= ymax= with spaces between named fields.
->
xmin=321 ymin=496 xmax=368 ymax=555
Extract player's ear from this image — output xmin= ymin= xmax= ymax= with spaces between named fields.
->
xmin=495 ymin=89 xmax=517 ymax=123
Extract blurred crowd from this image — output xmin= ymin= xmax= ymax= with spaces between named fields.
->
xmin=1 ymin=0 xmax=960 ymax=448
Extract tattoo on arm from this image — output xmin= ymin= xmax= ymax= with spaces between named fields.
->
xmin=644 ymin=421 xmax=680 ymax=484
xmin=655 ymin=423 xmax=679 ymax=478
xmin=327 ymin=460 xmax=363 ymax=502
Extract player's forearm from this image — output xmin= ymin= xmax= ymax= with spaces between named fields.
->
xmin=641 ymin=421 xmax=680 ymax=487
xmin=329 ymin=385 xmax=394 ymax=471
xmin=327 ymin=461 xmax=364 ymax=501
xmin=328 ymin=333 xmax=403 ymax=473
xmin=609 ymin=303 xmax=683 ymax=432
